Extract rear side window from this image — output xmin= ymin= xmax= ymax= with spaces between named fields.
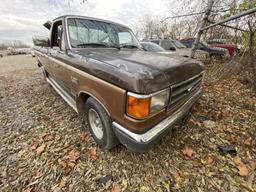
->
xmin=151 ymin=40 xmax=160 ymax=45
xmin=161 ymin=40 xmax=175 ymax=50
xmin=118 ymin=32 xmax=132 ymax=45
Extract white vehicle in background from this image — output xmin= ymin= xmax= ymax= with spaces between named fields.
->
xmin=6 ymin=47 xmax=31 ymax=55
xmin=7 ymin=47 xmax=15 ymax=55
xmin=141 ymin=41 xmax=210 ymax=62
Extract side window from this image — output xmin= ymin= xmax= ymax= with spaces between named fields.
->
xmin=118 ymin=32 xmax=132 ymax=45
xmin=161 ymin=40 xmax=171 ymax=50
xmin=51 ymin=20 xmax=63 ymax=49
xmin=151 ymin=40 xmax=160 ymax=45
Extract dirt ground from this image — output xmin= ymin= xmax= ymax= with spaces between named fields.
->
xmin=0 ymin=55 xmax=255 ymax=192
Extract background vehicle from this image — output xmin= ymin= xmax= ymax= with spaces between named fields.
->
xmin=180 ymin=38 xmax=228 ymax=58
xmin=140 ymin=41 xmax=167 ymax=53
xmin=147 ymin=39 xmax=192 ymax=57
xmin=141 ymin=41 xmax=210 ymax=61
xmin=207 ymin=39 xmax=238 ymax=56
xmin=33 ymin=15 xmax=204 ymax=152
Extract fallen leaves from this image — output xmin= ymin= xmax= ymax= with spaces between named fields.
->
xmin=244 ymin=137 xmax=252 ymax=146
xmin=65 ymin=149 xmax=80 ymax=162
xmin=112 ymin=184 xmax=121 ymax=192
xmin=251 ymin=160 xmax=256 ymax=170
xmin=41 ymin=131 xmax=52 ymax=141
xmin=58 ymin=160 xmax=67 ymax=169
xmin=59 ymin=179 xmax=66 ymax=188
xmin=203 ymin=120 xmax=216 ymax=129
xmin=172 ymin=171 xmax=183 ymax=186
xmin=58 ymin=149 xmax=80 ymax=172
xmin=58 ymin=160 xmax=76 ymax=173
xmin=90 ymin=147 xmax=97 ymax=161
xmin=233 ymin=156 xmax=249 ymax=177
xmin=36 ymin=144 xmax=46 ymax=155
xmin=31 ymin=141 xmax=39 ymax=150
xmin=24 ymin=188 xmax=33 ymax=192
xmin=201 ymin=155 xmax=214 ymax=165
xmin=31 ymin=132 xmax=52 ymax=155
xmin=225 ymin=134 xmax=236 ymax=143
xmin=2 ymin=56 xmax=256 ymax=191
xmin=32 ymin=171 xmax=43 ymax=180
xmin=183 ymin=144 xmax=195 ymax=158
xmin=79 ymin=132 xmax=90 ymax=142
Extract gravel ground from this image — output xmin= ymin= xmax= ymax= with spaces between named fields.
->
xmin=0 ymin=55 xmax=255 ymax=192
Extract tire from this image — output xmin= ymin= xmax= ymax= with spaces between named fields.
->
xmin=85 ymin=97 xmax=119 ymax=150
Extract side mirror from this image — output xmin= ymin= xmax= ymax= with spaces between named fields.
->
xmin=169 ymin=47 xmax=176 ymax=51
xmin=33 ymin=36 xmax=50 ymax=47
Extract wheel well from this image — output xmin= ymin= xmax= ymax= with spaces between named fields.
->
xmin=80 ymin=92 xmax=90 ymax=103
xmin=76 ymin=92 xmax=90 ymax=115
xmin=76 ymin=92 xmax=110 ymax=116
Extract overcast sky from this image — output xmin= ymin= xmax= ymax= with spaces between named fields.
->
xmin=0 ymin=0 xmax=176 ymax=44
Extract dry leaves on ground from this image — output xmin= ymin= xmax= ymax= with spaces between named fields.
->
xmin=1 ymin=56 xmax=256 ymax=191
xmin=233 ymin=156 xmax=249 ymax=176
xmin=90 ymin=147 xmax=97 ymax=161
xmin=65 ymin=149 xmax=80 ymax=162
xmin=183 ymin=144 xmax=195 ymax=158
xmin=36 ymin=144 xmax=46 ymax=155
xmin=59 ymin=179 xmax=66 ymax=188
xmin=41 ymin=131 xmax=52 ymax=141
xmin=201 ymin=155 xmax=214 ymax=165
xmin=79 ymin=132 xmax=90 ymax=142
xmin=112 ymin=184 xmax=121 ymax=192
xmin=251 ymin=160 xmax=256 ymax=170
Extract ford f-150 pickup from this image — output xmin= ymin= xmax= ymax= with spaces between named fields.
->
xmin=33 ymin=15 xmax=204 ymax=152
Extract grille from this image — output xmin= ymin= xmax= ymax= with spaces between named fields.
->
xmin=169 ymin=73 xmax=203 ymax=106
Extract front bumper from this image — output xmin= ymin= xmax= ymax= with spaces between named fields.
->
xmin=112 ymin=89 xmax=202 ymax=153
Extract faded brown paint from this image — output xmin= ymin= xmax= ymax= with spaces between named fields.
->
xmin=36 ymin=51 xmax=200 ymax=133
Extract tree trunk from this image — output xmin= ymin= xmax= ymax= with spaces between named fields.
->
xmin=248 ymin=21 xmax=256 ymax=92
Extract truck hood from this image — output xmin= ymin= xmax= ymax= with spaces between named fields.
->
xmin=71 ymin=48 xmax=204 ymax=94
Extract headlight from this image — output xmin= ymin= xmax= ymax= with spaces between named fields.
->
xmin=127 ymin=89 xmax=169 ymax=119
xmin=150 ymin=90 xmax=169 ymax=113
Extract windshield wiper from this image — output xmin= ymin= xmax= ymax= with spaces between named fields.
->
xmin=76 ymin=43 xmax=108 ymax=47
xmin=76 ymin=43 xmax=120 ymax=49
xmin=119 ymin=44 xmax=140 ymax=49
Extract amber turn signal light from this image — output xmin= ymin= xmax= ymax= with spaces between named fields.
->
xmin=127 ymin=96 xmax=150 ymax=119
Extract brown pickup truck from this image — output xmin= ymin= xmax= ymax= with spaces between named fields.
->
xmin=33 ymin=15 xmax=204 ymax=152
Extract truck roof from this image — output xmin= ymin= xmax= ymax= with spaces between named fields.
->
xmin=52 ymin=15 xmax=130 ymax=29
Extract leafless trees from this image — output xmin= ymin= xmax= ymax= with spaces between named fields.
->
xmin=134 ymin=0 xmax=256 ymax=91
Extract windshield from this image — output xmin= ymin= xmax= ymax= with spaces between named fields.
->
xmin=67 ymin=18 xmax=141 ymax=48
xmin=173 ymin=40 xmax=187 ymax=49
xmin=161 ymin=40 xmax=176 ymax=50
xmin=141 ymin=42 xmax=165 ymax=52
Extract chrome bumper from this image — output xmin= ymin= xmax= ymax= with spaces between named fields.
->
xmin=112 ymin=89 xmax=202 ymax=144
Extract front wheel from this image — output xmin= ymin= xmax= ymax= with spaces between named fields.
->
xmin=85 ymin=97 xmax=119 ymax=150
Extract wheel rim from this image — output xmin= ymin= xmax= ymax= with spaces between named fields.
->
xmin=88 ymin=108 xmax=103 ymax=139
